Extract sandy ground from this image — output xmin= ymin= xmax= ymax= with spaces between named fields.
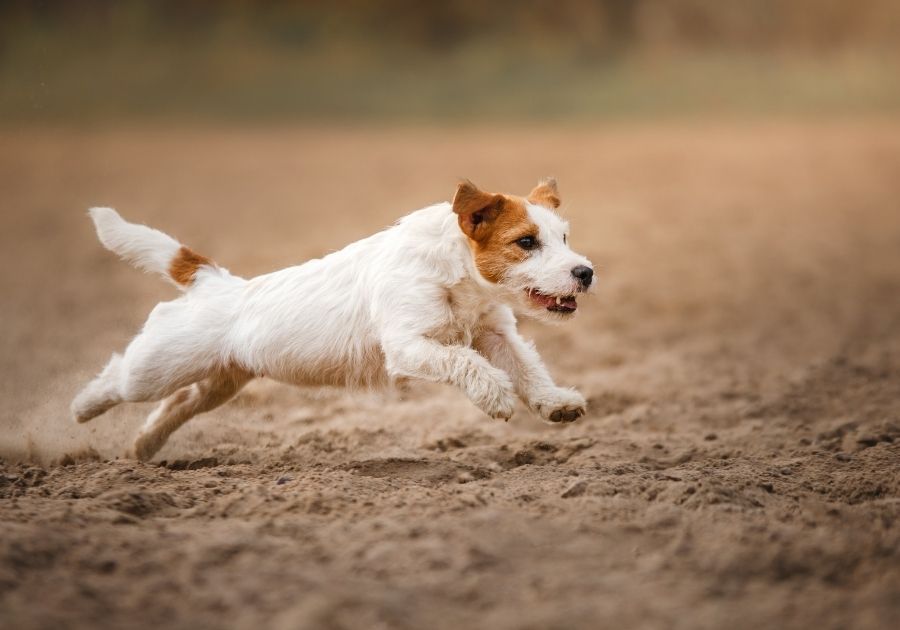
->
xmin=1 ymin=121 xmax=899 ymax=629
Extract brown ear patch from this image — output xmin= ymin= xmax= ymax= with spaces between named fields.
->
xmin=169 ymin=246 xmax=213 ymax=286
xmin=453 ymin=180 xmax=505 ymax=241
xmin=527 ymin=178 xmax=560 ymax=209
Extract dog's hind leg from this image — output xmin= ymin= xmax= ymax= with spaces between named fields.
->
xmin=71 ymin=353 xmax=125 ymax=423
xmin=132 ymin=370 xmax=250 ymax=462
xmin=71 ymin=330 xmax=202 ymax=424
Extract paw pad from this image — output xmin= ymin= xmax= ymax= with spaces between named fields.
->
xmin=548 ymin=407 xmax=584 ymax=423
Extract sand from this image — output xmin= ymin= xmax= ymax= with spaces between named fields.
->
xmin=1 ymin=121 xmax=899 ymax=629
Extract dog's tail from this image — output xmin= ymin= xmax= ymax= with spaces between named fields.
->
xmin=88 ymin=207 xmax=216 ymax=289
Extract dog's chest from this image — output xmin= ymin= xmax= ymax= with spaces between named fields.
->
xmin=433 ymin=283 xmax=496 ymax=346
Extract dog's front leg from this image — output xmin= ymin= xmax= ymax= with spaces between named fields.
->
xmin=474 ymin=312 xmax=586 ymax=423
xmin=383 ymin=336 xmax=517 ymax=420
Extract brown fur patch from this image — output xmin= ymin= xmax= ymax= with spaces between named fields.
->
xmin=527 ymin=178 xmax=560 ymax=208
xmin=169 ymin=246 xmax=213 ymax=286
xmin=470 ymin=194 xmax=537 ymax=283
xmin=452 ymin=181 xmax=538 ymax=284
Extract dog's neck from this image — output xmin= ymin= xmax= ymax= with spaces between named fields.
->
xmin=436 ymin=203 xmax=520 ymax=322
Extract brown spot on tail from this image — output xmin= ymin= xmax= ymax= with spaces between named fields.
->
xmin=169 ymin=246 xmax=213 ymax=286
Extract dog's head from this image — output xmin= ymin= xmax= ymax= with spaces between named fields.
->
xmin=453 ymin=179 xmax=594 ymax=321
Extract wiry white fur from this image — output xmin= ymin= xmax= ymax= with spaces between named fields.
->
xmin=73 ymin=193 xmax=594 ymax=461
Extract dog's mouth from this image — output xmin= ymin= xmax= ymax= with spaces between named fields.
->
xmin=526 ymin=289 xmax=577 ymax=314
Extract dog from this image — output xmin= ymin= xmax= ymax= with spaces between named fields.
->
xmin=72 ymin=179 xmax=595 ymax=461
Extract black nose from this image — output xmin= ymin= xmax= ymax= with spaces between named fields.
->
xmin=571 ymin=265 xmax=593 ymax=287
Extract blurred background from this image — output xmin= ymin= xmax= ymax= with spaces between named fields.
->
xmin=2 ymin=0 xmax=899 ymax=121
xmin=3 ymin=5 xmax=900 ymax=630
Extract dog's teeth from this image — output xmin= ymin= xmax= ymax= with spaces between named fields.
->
xmin=556 ymin=296 xmax=561 ymax=305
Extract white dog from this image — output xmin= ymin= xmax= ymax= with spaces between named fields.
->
xmin=72 ymin=179 xmax=595 ymax=460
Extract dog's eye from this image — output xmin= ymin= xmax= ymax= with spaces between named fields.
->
xmin=563 ymin=234 xmax=568 ymax=244
xmin=515 ymin=236 xmax=538 ymax=250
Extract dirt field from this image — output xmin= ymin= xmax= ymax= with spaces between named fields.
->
xmin=2 ymin=121 xmax=899 ymax=629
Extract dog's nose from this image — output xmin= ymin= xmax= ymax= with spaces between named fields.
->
xmin=571 ymin=265 xmax=593 ymax=287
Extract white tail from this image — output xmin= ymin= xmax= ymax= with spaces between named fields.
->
xmin=89 ymin=207 xmax=212 ymax=288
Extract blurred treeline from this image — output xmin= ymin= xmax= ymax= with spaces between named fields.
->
xmin=2 ymin=0 xmax=899 ymax=121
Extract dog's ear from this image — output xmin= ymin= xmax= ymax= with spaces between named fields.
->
xmin=527 ymin=177 xmax=560 ymax=209
xmin=453 ymin=180 xmax=505 ymax=241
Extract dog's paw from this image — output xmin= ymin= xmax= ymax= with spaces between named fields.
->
xmin=471 ymin=369 xmax=517 ymax=421
xmin=531 ymin=388 xmax=587 ymax=423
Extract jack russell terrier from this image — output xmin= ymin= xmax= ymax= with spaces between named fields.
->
xmin=72 ymin=179 xmax=595 ymax=460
